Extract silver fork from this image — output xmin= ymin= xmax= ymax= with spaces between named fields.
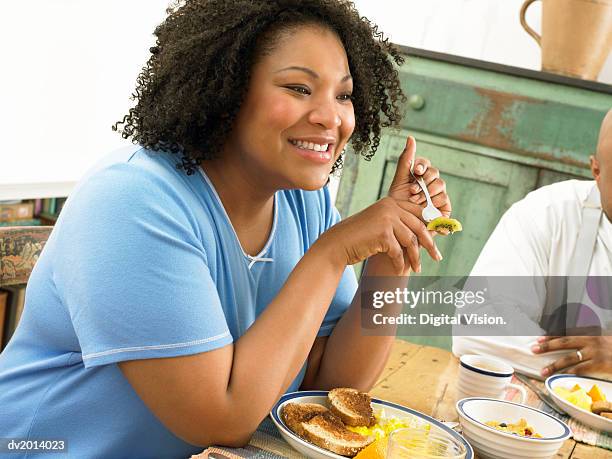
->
xmin=410 ymin=160 xmax=442 ymax=222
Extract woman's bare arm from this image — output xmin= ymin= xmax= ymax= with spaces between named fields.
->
xmin=119 ymin=195 xmax=430 ymax=447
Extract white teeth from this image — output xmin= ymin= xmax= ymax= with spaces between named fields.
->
xmin=290 ymin=139 xmax=329 ymax=152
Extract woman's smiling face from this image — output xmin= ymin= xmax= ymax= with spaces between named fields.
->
xmin=224 ymin=25 xmax=356 ymax=191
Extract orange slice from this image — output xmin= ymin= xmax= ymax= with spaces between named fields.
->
xmin=588 ymin=384 xmax=607 ymax=403
xmin=354 ymin=437 xmax=388 ymax=459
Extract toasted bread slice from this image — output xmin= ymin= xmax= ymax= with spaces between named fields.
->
xmin=282 ymin=402 xmax=329 ymax=436
xmin=600 ymin=412 xmax=612 ymax=420
xmin=328 ymin=388 xmax=376 ymax=427
xmin=300 ymin=411 xmax=374 ymax=456
xmin=592 ymin=400 xmax=612 ymax=414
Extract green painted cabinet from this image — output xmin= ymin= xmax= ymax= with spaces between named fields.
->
xmin=336 ymin=47 xmax=612 ymax=279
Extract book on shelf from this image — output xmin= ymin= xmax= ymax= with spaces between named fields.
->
xmin=0 ymin=202 xmax=34 ymax=222
xmin=42 ymin=198 xmax=56 ymax=215
xmin=1 ymin=286 xmax=25 ymax=349
xmin=0 ymin=197 xmax=67 ymax=227
xmin=0 ymin=290 xmax=7 ymax=350
xmin=34 ymin=199 xmax=43 ymax=216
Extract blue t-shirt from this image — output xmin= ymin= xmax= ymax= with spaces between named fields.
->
xmin=0 ymin=146 xmax=358 ymax=458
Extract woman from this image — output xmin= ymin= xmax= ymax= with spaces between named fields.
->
xmin=0 ymin=1 xmax=450 ymax=457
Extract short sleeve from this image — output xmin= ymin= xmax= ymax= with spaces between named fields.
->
xmin=53 ymin=162 xmax=233 ymax=368
xmin=316 ymin=187 xmax=358 ymax=337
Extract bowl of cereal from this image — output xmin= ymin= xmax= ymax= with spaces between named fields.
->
xmin=456 ymin=398 xmax=571 ymax=459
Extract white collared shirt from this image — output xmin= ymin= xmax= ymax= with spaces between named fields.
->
xmin=453 ymin=180 xmax=612 ymax=378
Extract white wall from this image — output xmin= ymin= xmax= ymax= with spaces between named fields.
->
xmin=1 ymin=0 xmax=611 ymax=199
xmin=0 ymin=0 xmax=169 ymax=197
xmin=353 ymin=0 xmax=612 ymax=81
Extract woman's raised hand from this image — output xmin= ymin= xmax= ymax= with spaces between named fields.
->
xmin=388 ymin=136 xmax=451 ymax=217
xmin=316 ymin=135 xmax=446 ymax=276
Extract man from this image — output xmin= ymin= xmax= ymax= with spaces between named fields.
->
xmin=453 ymin=109 xmax=612 ymax=380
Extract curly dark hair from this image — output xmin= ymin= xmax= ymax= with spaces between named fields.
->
xmin=113 ymin=0 xmax=406 ymax=175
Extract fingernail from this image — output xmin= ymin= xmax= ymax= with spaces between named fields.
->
xmin=537 ymin=336 xmax=546 ymax=343
xmin=541 ymin=367 xmax=550 ymax=376
xmin=435 ymin=247 xmax=443 ymax=261
xmin=416 ymin=264 xmax=421 ymax=273
xmin=411 ymin=185 xmax=420 ymax=192
xmin=531 ymin=345 xmax=540 ymax=353
xmin=416 ymin=165 xmax=424 ymax=174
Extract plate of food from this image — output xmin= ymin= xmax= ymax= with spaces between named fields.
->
xmin=270 ymin=388 xmax=473 ymax=459
xmin=545 ymin=374 xmax=612 ymax=432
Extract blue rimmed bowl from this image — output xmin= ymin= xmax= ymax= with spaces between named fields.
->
xmin=545 ymin=374 xmax=612 ymax=433
xmin=456 ymin=397 xmax=571 ymax=459
xmin=271 ymin=390 xmax=473 ymax=459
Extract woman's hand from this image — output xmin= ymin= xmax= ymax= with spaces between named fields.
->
xmin=388 ymin=136 xmax=451 ymax=217
xmin=317 ymin=196 xmax=442 ymax=276
xmin=533 ymin=336 xmax=612 ymax=378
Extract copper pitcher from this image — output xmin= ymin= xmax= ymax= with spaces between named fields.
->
xmin=521 ymin=0 xmax=612 ymax=80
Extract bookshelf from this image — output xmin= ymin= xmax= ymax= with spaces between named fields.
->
xmin=1 ymin=195 xmax=63 ymax=350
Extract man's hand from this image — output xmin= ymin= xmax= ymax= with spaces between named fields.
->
xmin=532 ymin=336 xmax=612 ymax=379
xmin=387 ymin=136 xmax=451 ymax=217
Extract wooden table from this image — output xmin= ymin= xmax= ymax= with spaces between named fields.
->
xmin=370 ymin=340 xmax=612 ymax=459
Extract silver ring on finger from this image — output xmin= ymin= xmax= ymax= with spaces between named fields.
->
xmin=576 ymin=349 xmax=583 ymax=362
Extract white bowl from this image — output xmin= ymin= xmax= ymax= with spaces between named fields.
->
xmin=271 ymin=390 xmax=473 ymax=459
xmin=546 ymin=374 xmax=612 ymax=433
xmin=456 ymin=398 xmax=571 ymax=459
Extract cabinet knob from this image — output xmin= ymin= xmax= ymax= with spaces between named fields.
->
xmin=409 ymin=94 xmax=425 ymax=110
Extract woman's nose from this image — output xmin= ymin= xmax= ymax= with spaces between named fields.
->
xmin=307 ymin=98 xmax=341 ymax=129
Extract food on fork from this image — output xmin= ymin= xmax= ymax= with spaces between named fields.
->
xmin=329 ymin=388 xmax=377 ymax=427
xmin=426 ymin=217 xmax=462 ymax=235
xmin=282 ymin=402 xmax=374 ymax=456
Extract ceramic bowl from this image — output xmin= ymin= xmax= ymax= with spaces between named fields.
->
xmin=456 ymin=397 xmax=571 ymax=459
xmin=546 ymin=374 xmax=612 ymax=433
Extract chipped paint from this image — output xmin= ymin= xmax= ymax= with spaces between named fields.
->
xmin=457 ymin=87 xmax=590 ymax=168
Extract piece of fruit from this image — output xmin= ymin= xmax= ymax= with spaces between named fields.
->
xmin=566 ymin=389 xmax=592 ymax=411
xmin=587 ymin=384 xmax=607 ymax=403
xmin=426 ymin=217 xmax=462 ymax=235
xmin=571 ymin=384 xmax=583 ymax=392
xmin=354 ymin=437 xmax=388 ymax=459
xmin=554 ymin=387 xmax=572 ymax=399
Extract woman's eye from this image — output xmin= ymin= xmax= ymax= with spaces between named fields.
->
xmin=285 ymin=86 xmax=352 ymax=101
xmin=286 ymin=86 xmax=311 ymax=95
